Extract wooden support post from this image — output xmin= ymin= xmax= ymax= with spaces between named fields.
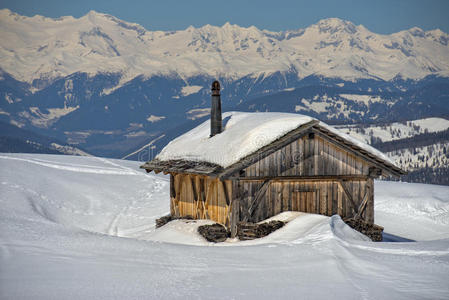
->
xmin=173 ymin=174 xmax=182 ymax=217
xmin=190 ymin=176 xmax=198 ymax=202
xmin=230 ymin=201 xmax=240 ymax=238
xmin=355 ymin=186 xmax=369 ymax=220
xmin=244 ymin=180 xmax=270 ymax=222
xmin=170 ymin=175 xmax=176 ymax=216
xmin=337 ymin=179 xmax=358 ymax=216
xmin=221 ymin=180 xmax=230 ymax=206
xmin=170 ymin=175 xmax=175 ymax=197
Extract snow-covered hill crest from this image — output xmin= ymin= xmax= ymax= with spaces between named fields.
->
xmin=1 ymin=9 xmax=449 ymax=89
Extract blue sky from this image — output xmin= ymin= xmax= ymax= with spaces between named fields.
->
xmin=1 ymin=0 xmax=449 ymax=34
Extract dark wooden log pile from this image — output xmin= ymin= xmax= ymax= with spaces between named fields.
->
xmin=344 ymin=218 xmax=384 ymax=241
xmin=197 ymin=224 xmax=229 ymax=242
xmin=237 ymin=220 xmax=285 ymax=240
xmin=155 ymin=215 xmax=172 ymax=228
xmin=155 ymin=214 xmax=193 ymax=228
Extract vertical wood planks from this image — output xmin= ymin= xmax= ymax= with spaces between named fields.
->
xmin=332 ymin=182 xmax=338 ymax=215
xmin=366 ymin=178 xmax=374 ymax=223
xmin=337 ymin=182 xmax=343 ymax=217
xmin=282 ymin=182 xmax=289 ymax=212
xmin=170 ymin=175 xmax=233 ymax=226
xmin=299 ymin=138 xmax=304 ymax=176
xmin=240 ymin=132 xmax=372 ymax=178
xmin=230 ymin=180 xmax=240 ymax=237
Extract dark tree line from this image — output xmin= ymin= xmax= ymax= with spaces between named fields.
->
xmin=0 ymin=137 xmax=60 ymax=154
xmin=394 ymin=167 xmax=449 ymax=186
xmin=372 ymin=129 xmax=449 ymax=152
xmin=369 ymin=129 xmax=449 ymax=186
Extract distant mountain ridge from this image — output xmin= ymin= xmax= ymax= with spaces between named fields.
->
xmin=1 ymin=9 xmax=449 ymax=187
xmin=0 ymin=120 xmax=90 ymax=156
xmin=1 ymin=8 xmax=448 ymax=91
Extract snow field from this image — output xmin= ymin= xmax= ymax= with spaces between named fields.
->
xmin=0 ymin=154 xmax=448 ymax=299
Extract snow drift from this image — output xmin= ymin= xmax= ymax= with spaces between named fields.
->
xmin=1 ymin=154 xmax=448 ymax=299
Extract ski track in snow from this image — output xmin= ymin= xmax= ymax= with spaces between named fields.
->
xmin=0 ymin=154 xmax=448 ymax=299
xmin=0 ymin=155 xmax=141 ymax=175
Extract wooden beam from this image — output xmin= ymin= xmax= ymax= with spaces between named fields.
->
xmin=199 ymin=177 xmax=206 ymax=202
xmin=337 ymin=180 xmax=358 ymax=216
xmin=355 ymin=186 xmax=370 ymax=220
xmin=170 ymin=175 xmax=175 ymax=198
xmin=203 ymin=181 xmax=215 ymax=219
xmin=190 ymin=176 xmax=198 ymax=202
xmin=221 ymin=180 xmax=230 ymax=206
xmin=235 ymin=175 xmax=369 ymax=182
xmin=244 ymin=180 xmax=270 ymax=222
xmin=173 ymin=174 xmax=182 ymax=217
xmin=230 ymin=180 xmax=241 ymax=238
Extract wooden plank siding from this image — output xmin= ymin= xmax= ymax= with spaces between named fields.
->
xmin=239 ymin=179 xmax=373 ymax=223
xmin=168 ymin=131 xmax=378 ymax=235
xmin=241 ymin=134 xmax=371 ymax=178
xmin=171 ymin=174 xmax=233 ymax=227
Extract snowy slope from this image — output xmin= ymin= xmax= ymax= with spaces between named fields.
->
xmin=1 ymin=9 xmax=449 ymax=90
xmin=1 ymin=154 xmax=448 ymax=299
xmin=375 ymin=180 xmax=449 ymax=241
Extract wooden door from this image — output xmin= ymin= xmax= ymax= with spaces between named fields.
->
xmin=295 ymin=190 xmax=319 ymax=214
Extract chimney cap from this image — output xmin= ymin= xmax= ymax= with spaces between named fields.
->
xmin=211 ymin=80 xmax=220 ymax=95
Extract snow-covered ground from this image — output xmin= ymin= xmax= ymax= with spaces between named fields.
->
xmin=1 ymin=154 xmax=448 ymax=299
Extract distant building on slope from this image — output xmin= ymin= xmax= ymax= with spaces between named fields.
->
xmin=141 ymin=81 xmax=405 ymax=237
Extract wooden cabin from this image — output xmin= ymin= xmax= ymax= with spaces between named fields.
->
xmin=141 ymin=81 xmax=405 ymax=237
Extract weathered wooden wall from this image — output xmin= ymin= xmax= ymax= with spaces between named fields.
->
xmin=241 ymin=134 xmax=372 ymax=177
xmin=170 ymin=175 xmax=374 ymax=236
xmin=170 ymin=174 xmax=232 ymax=227
xmin=169 ymin=131 xmax=377 ymax=237
xmin=237 ymin=178 xmax=374 ymax=224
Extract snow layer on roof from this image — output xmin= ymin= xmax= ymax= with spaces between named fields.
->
xmin=156 ymin=111 xmax=398 ymax=168
xmin=156 ymin=112 xmax=314 ymax=167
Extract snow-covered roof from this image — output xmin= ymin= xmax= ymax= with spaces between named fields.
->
xmin=155 ymin=111 xmax=399 ymax=170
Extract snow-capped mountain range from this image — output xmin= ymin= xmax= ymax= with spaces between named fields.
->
xmin=1 ymin=8 xmax=449 ymax=91
xmin=1 ymin=9 xmax=449 ymax=185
